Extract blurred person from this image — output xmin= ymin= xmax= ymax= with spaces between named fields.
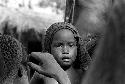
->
xmin=0 ymin=35 xmax=29 ymax=84
xmin=81 ymin=0 xmax=125 ymax=84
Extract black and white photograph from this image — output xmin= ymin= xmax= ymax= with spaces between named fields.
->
xmin=0 ymin=0 xmax=124 ymax=84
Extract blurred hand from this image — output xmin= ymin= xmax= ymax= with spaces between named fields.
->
xmin=28 ymin=52 xmax=64 ymax=78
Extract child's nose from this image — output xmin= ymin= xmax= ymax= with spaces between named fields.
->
xmin=62 ymin=46 xmax=69 ymax=54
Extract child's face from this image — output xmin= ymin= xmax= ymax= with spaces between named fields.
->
xmin=51 ymin=29 xmax=77 ymax=68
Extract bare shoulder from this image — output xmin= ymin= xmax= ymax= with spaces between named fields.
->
xmin=67 ymin=68 xmax=85 ymax=84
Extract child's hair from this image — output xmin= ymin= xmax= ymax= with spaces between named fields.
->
xmin=43 ymin=22 xmax=91 ymax=70
xmin=84 ymin=33 xmax=102 ymax=58
xmin=0 ymin=35 xmax=28 ymax=84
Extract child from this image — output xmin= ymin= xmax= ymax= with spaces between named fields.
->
xmin=29 ymin=22 xmax=91 ymax=84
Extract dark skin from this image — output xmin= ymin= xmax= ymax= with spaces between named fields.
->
xmin=29 ymin=29 xmax=83 ymax=84
xmin=51 ymin=29 xmax=77 ymax=70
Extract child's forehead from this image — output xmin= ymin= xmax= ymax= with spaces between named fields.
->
xmin=52 ymin=29 xmax=77 ymax=42
xmin=55 ymin=29 xmax=74 ymax=35
xmin=54 ymin=29 xmax=74 ymax=38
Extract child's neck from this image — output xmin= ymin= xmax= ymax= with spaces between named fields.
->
xmin=65 ymin=66 xmax=81 ymax=84
xmin=65 ymin=66 xmax=77 ymax=76
xmin=65 ymin=65 xmax=75 ymax=72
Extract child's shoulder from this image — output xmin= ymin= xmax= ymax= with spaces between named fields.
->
xmin=68 ymin=68 xmax=85 ymax=84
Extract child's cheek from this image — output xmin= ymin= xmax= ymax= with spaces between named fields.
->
xmin=51 ymin=47 xmax=62 ymax=58
xmin=70 ymin=47 xmax=77 ymax=60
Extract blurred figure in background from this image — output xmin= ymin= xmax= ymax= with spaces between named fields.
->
xmin=0 ymin=35 xmax=29 ymax=84
xmin=81 ymin=0 xmax=125 ymax=84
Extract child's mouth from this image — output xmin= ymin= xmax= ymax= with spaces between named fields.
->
xmin=63 ymin=59 xmax=70 ymax=62
xmin=62 ymin=57 xmax=71 ymax=62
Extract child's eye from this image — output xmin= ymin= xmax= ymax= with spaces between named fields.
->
xmin=68 ymin=43 xmax=76 ymax=47
xmin=54 ymin=43 xmax=63 ymax=47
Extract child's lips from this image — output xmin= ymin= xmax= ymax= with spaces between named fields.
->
xmin=63 ymin=59 xmax=70 ymax=62
xmin=62 ymin=57 xmax=71 ymax=62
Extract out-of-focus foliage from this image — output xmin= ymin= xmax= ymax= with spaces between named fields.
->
xmin=0 ymin=0 xmax=66 ymax=33
xmin=0 ymin=0 xmax=66 ymax=14
xmin=39 ymin=0 xmax=66 ymax=10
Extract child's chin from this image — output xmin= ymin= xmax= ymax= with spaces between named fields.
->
xmin=60 ymin=62 xmax=73 ymax=70
xmin=63 ymin=61 xmax=71 ymax=65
